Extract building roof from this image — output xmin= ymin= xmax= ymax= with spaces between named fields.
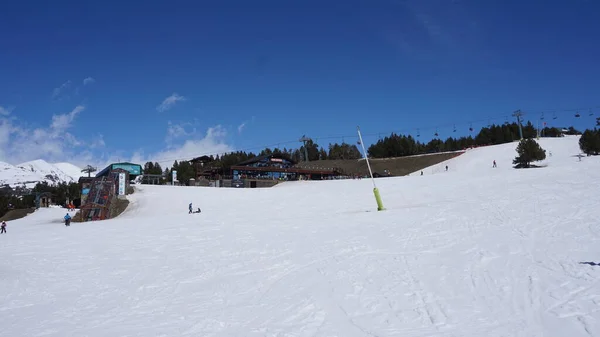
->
xmin=189 ymin=155 xmax=213 ymax=163
xmin=236 ymin=153 xmax=297 ymax=166
xmin=110 ymin=162 xmax=142 ymax=167
xmin=96 ymin=162 xmax=142 ymax=177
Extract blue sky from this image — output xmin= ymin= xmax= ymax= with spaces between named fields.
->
xmin=0 ymin=0 xmax=599 ymax=168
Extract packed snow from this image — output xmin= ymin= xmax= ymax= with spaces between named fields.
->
xmin=1 ymin=136 xmax=600 ymax=336
xmin=0 ymin=159 xmax=82 ymax=188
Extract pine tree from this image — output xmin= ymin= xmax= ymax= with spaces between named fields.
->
xmin=579 ymin=129 xmax=600 ymax=156
xmin=513 ymin=138 xmax=546 ymax=168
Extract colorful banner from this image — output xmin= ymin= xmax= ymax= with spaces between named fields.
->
xmin=118 ymin=173 xmax=126 ymax=195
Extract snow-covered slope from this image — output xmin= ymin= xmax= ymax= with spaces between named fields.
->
xmin=2 ymin=136 xmax=600 ymax=336
xmin=411 ymin=135 xmax=583 ymax=175
xmin=0 ymin=159 xmax=82 ymax=188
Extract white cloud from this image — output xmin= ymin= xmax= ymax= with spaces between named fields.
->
xmin=0 ymin=106 xmax=13 ymax=116
xmin=83 ymin=77 xmax=95 ymax=85
xmin=157 ymin=93 xmax=186 ymax=112
xmin=165 ymin=121 xmax=196 ymax=144
xmin=52 ymin=80 xmax=71 ymax=99
xmin=237 ymin=122 xmax=246 ymax=134
xmin=50 ymin=105 xmax=84 ymax=132
xmin=128 ymin=125 xmax=232 ymax=169
xmin=237 ymin=116 xmax=255 ymax=134
xmin=0 ymin=105 xmax=90 ymax=165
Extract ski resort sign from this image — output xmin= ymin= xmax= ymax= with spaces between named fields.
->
xmin=118 ymin=172 xmax=125 ymax=195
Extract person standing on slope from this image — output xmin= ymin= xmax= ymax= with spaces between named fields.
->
xmin=189 ymin=202 xmax=193 ymax=214
xmin=64 ymin=213 xmax=71 ymax=226
xmin=1 ymin=221 xmax=6 ymax=234
xmin=493 ymin=160 xmax=497 ymax=168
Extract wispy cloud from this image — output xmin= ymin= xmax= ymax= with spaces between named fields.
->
xmin=0 ymin=106 xmax=13 ymax=116
xmin=237 ymin=116 xmax=255 ymax=134
xmin=157 ymin=93 xmax=186 ymax=112
xmin=50 ymin=105 xmax=84 ymax=131
xmin=52 ymin=80 xmax=72 ymax=100
xmin=83 ymin=77 xmax=95 ymax=85
xmin=165 ymin=121 xmax=197 ymax=144
xmin=237 ymin=122 xmax=246 ymax=134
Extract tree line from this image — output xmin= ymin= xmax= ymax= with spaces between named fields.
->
xmin=141 ymin=121 xmax=583 ymax=185
xmin=0 ymin=181 xmax=81 ymax=217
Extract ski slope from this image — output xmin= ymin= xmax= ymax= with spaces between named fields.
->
xmin=410 ymin=135 xmax=583 ymax=176
xmin=2 ymin=136 xmax=600 ymax=337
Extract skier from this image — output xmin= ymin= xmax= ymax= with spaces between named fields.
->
xmin=445 ymin=165 xmax=448 ymax=171
xmin=189 ymin=203 xmax=193 ymax=214
xmin=64 ymin=213 xmax=71 ymax=226
xmin=493 ymin=160 xmax=497 ymax=168
xmin=1 ymin=221 xmax=6 ymax=234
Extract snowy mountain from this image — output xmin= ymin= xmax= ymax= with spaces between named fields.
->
xmin=0 ymin=159 xmax=83 ymax=188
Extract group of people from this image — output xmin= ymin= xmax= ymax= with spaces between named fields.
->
xmin=189 ymin=203 xmax=201 ymax=214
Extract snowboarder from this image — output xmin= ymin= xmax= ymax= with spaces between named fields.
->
xmin=445 ymin=165 xmax=448 ymax=171
xmin=420 ymin=171 xmax=423 ymax=176
xmin=493 ymin=160 xmax=497 ymax=168
xmin=64 ymin=213 xmax=71 ymax=226
xmin=1 ymin=221 xmax=6 ymax=234
xmin=189 ymin=203 xmax=193 ymax=214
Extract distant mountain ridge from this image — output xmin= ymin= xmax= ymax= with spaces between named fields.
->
xmin=0 ymin=159 xmax=83 ymax=188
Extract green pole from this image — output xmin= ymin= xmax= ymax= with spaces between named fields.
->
xmin=357 ymin=126 xmax=385 ymax=211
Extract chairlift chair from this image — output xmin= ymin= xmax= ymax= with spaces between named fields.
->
xmin=575 ymin=112 xmax=581 ymax=117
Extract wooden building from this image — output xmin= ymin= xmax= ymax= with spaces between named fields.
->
xmin=230 ymin=153 xmax=346 ymax=182
xmin=189 ymin=155 xmax=224 ymax=181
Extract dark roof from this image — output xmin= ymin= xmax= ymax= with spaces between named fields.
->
xmin=189 ymin=155 xmax=213 ymax=163
xmin=236 ymin=153 xmax=297 ymax=166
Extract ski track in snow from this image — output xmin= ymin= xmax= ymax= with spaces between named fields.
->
xmin=1 ymin=136 xmax=600 ymax=336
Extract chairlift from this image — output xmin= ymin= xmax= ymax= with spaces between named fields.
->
xmin=417 ymin=128 xmax=420 ymax=137
xmin=589 ymin=109 xmax=594 ymax=116
xmin=434 ymin=128 xmax=439 ymax=137
xmin=453 ymin=124 xmax=456 ymax=132
xmin=469 ymin=123 xmax=473 ymax=132
xmin=540 ymin=112 xmax=545 ymax=120
xmin=553 ymin=112 xmax=557 ymax=120
xmin=575 ymin=112 xmax=581 ymax=118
